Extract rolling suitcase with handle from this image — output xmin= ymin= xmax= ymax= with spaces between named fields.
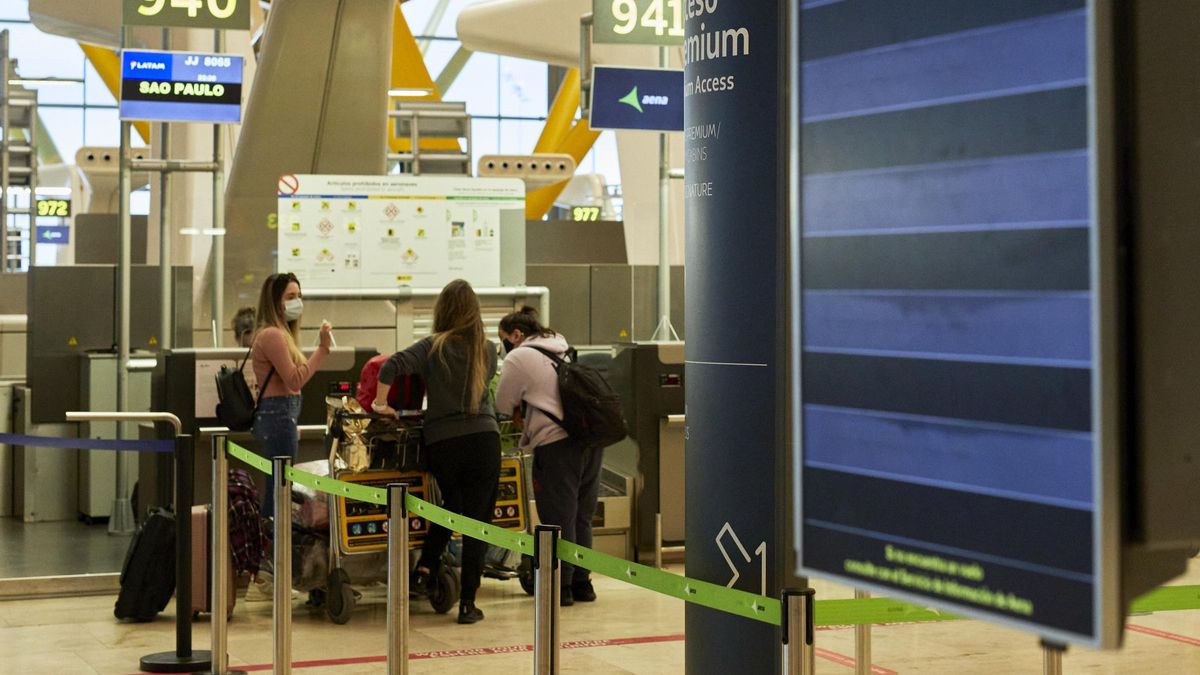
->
xmin=191 ymin=505 xmax=237 ymax=619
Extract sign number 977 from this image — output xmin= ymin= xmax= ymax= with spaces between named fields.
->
xmin=138 ymin=0 xmax=238 ymax=20
xmin=611 ymin=0 xmax=685 ymax=37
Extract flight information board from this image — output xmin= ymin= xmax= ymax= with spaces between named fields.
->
xmin=120 ymin=49 xmax=243 ymax=123
xmin=794 ymin=0 xmax=1104 ymax=646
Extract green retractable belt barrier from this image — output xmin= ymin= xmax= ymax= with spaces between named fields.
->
xmin=225 ymin=442 xmax=1200 ymax=628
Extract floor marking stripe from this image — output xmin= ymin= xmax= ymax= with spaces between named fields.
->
xmin=1127 ymin=623 xmax=1200 ymax=647
xmin=815 ymin=647 xmax=899 ymax=674
xmin=137 ymin=633 xmax=895 ymax=673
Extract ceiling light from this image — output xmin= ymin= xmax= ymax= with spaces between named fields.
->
xmin=388 ymin=87 xmax=434 ymax=97
xmin=8 ymin=77 xmax=83 ymax=87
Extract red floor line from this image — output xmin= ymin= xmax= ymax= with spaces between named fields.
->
xmin=135 ymin=632 xmax=897 ymax=673
xmin=1127 ymin=623 xmax=1200 ymax=647
xmin=815 ymin=647 xmax=898 ymax=675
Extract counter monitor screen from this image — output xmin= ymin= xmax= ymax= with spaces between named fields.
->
xmin=794 ymin=0 xmax=1107 ymax=647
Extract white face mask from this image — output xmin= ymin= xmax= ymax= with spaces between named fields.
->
xmin=283 ymin=298 xmax=304 ymax=321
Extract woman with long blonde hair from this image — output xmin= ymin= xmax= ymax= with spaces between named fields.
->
xmin=251 ymin=272 xmax=332 ymax=508
xmin=373 ymin=279 xmax=500 ymax=624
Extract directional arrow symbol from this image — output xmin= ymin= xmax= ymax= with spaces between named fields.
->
xmin=716 ymin=522 xmax=753 ymax=588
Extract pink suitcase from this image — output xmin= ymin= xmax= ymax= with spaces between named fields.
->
xmin=191 ymin=505 xmax=236 ymax=619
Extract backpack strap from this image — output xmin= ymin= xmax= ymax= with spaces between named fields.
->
xmin=521 ymin=345 xmax=567 ymax=429
xmin=525 ymin=345 xmax=565 ymax=366
xmin=247 ymin=337 xmax=277 ymax=412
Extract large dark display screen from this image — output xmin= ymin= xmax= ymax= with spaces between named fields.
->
xmin=796 ymin=0 xmax=1102 ymax=645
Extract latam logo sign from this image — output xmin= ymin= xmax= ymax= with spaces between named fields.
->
xmin=590 ymin=65 xmax=684 ymax=132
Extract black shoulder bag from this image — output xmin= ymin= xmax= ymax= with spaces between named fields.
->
xmin=215 ymin=348 xmax=276 ymax=431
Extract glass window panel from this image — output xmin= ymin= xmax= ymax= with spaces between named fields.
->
xmin=130 ymin=188 xmax=151 ymax=216
xmin=85 ymin=60 xmax=117 ymax=106
xmin=471 ymin=118 xmax=500 ymax=164
xmin=444 ymin=52 xmax=499 ymax=117
xmin=0 ymin=0 xmax=29 ymax=20
xmin=499 ymin=57 xmax=547 ymax=118
xmin=7 ymin=23 xmax=83 ymax=78
xmin=400 ymin=1 xmax=439 ymax=36
xmin=84 ymin=108 xmax=120 ymax=148
xmin=498 ymin=119 xmax=544 ymax=155
xmin=37 ymin=107 xmax=83 ymax=166
xmin=422 ymin=39 xmax=459 ymax=84
xmin=580 ymin=131 xmax=622 ymax=187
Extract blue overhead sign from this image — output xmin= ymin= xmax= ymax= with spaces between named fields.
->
xmin=590 ymin=65 xmax=683 ymax=132
xmin=120 ymin=49 xmax=243 ymax=124
xmin=36 ymin=226 xmax=70 ymax=245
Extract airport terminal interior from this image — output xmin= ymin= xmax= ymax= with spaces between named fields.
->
xmin=2 ymin=0 xmax=1200 ymax=673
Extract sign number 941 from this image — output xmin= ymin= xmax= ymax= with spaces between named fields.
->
xmin=138 ymin=0 xmax=238 ymax=19
xmin=611 ymin=0 xmax=685 ymax=37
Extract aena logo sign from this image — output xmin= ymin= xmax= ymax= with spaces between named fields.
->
xmin=619 ymin=86 xmax=670 ymax=114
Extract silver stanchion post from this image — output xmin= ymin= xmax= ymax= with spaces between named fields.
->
xmin=854 ymin=589 xmax=871 ymax=675
xmin=1042 ymin=640 xmax=1065 ymax=675
xmin=273 ymin=457 xmax=293 ymax=675
xmin=533 ymin=524 xmax=561 ymax=675
xmin=387 ymin=483 xmax=409 ymax=675
xmin=203 ymin=434 xmax=245 ymax=675
xmin=781 ymin=588 xmax=816 ymax=675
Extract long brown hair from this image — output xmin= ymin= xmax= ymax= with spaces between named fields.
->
xmin=431 ymin=279 xmax=488 ymax=413
xmin=254 ymin=272 xmax=305 ymax=366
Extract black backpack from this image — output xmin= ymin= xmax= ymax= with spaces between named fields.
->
xmin=215 ymin=349 xmax=275 ymax=431
xmin=527 ymin=346 xmax=627 ymax=449
xmin=114 ymin=507 xmax=176 ymax=622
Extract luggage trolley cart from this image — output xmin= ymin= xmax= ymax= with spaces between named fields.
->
xmin=488 ymin=419 xmax=539 ymax=595
xmin=319 ymin=399 xmax=461 ymax=624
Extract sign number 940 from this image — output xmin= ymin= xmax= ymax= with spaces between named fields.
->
xmin=611 ymin=0 xmax=685 ymax=37
xmin=138 ymin=0 xmax=238 ymax=19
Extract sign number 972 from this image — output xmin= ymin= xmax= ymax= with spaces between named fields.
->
xmin=610 ymin=0 xmax=685 ymax=38
xmin=137 ymin=0 xmax=238 ymax=20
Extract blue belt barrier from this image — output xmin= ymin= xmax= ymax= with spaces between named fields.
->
xmin=0 ymin=432 xmax=175 ymax=453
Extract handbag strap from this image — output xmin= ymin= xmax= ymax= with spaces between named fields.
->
xmin=254 ymin=367 xmax=276 ymax=410
xmin=246 ymin=335 xmax=277 ymax=411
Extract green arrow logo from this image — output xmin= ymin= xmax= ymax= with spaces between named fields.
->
xmin=619 ymin=86 xmax=644 ymax=113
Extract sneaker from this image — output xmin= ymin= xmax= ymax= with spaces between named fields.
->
xmin=570 ymin=579 xmax=597 ymax=602
xmin=411 ymin=567 xmax=431 ymax=596
xmin=457 ymin=602 xmax=484 ymax=624
xmin=560 ymin=587 xmax=575 ymax=607
xmin=245 ymin=575 xmax=272 ymax=603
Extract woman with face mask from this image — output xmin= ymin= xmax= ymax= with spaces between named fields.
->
xmin=250 ymin=272 xmax=333 ymax=508
xmin=373 ymin=279 xmax=499 ymax=624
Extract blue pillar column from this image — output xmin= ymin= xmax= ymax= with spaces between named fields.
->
xmin=684 ymin=2 xmax=789 ymax=673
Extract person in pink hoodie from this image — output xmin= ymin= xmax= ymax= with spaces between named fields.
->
xmin=494 ymin=307 xmax=601 ymax=606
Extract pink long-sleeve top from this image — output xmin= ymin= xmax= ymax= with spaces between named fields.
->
xmin=251 ymin=327 xmax=329 ymax=398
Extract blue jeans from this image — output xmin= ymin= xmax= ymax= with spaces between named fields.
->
xmin=252 ymin=395 xmax=301 ymax=510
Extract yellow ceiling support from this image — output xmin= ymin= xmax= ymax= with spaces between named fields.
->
xmin=527 ymin=119 xmax=601 ymax=220
xmin=389 ymin=1 xmax=459 ymax=154
xmin=533 ymin=68 xmax=580 ymax=154
xmin=526 ymin=69 xmax=600 ymax=220
xmin=79 ymin=43 xmax=150 ymax=144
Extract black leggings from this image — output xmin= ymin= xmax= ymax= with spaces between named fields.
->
xmin=418 ymin=431 xmax=501 ymax=602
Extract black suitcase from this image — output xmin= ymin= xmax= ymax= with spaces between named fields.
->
xmin=114 ymin=507 xmax=177 ymax=622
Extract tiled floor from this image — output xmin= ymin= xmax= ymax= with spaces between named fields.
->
xmin=0 ymin=518 xmax=126 ymax=578
xmin=0 ymin=561 xmax=1198 ymax=673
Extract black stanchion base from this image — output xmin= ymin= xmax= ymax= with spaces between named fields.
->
xmin=139 ymin=650 xmax=212 ymax=673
